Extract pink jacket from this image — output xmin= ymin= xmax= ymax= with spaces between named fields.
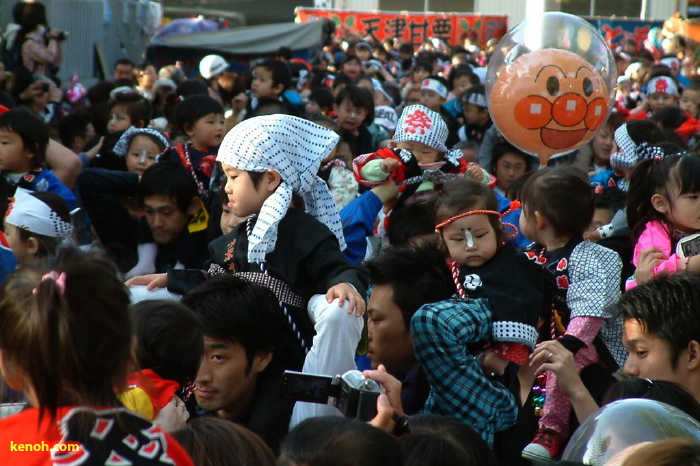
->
xmin=626 ymin=219 xmax=680 ymax=290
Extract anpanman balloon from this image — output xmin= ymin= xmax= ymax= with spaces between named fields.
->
xmin=486 ymin=13 xmax=616 ymax=165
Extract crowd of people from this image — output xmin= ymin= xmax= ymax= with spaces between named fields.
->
xmin=1 ymin=1 xmax=700 ymax=465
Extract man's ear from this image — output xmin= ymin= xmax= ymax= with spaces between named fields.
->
xmin=264 ymin=169 xmax=282 ymax=192
xmin=687 ymin=340 xmax=700 ymax=370
xmin=252 ymin=350 xmax=273 ymax=374
xmin=187 ymin=197 xmax=201 ymax=217
xmin=651 ymin=193 xmax=668 ymax=214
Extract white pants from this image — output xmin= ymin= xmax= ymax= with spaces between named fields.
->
xmin=290 ymin=295 xmax=364 ymax=427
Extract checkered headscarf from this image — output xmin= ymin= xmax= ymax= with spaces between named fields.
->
xmin=393 ymin=105 xmax=448 ymax=154
xmin=217 ymin=115 xmax=344 ymax=263
xmin=610 ymin=123 xmax=665 ymax=169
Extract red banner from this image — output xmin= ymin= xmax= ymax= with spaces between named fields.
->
xmin=295 ymin=7 xmax=507 ymax=48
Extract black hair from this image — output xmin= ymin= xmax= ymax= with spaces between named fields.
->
xmin=14 ymin=192 xmax=71 ymax=260
xmin=388 ymin=202 xmax=436 ymax=247
xmin=138 ymin=161 xmax=199 ymax=213
xmin=399 ymin=414 xmax=498 ymax=466
xmin=180 ymin=275 xmax=284 ymax=373
xmin=331 ymin=73 xmax=353 ymax=91
xmin=276 ymin=46 xmax=293 ymax=61
xmin=603 ymin=377 xmax=700 ymax=422
xmin=365 ymin=243 xmax=454 ymax=330
xmin=339 ymin=54 xmax=362 ymax=70
xmin=0 ymin=247 xmax=132 ymax=422
xmin=520 ymin=166 xmax=595 ymax=239
xmin=434 ymin=177 xmax=508 ymax=246
xmin=110 ymin=91 xmax=152 ymax=128
xmin=255 ymin=59 xmax=291 ymax=91
xmin=626 ymin=154 xmax=700 ymax=243
xmin=174 ymin=94 xmax=224 ymax=134
xmin=131 ymin=300 xmax=203 ymax=385
xmin=506 ymin=171 xmax=536 ymax=201
xmin=651 ymin=106 xmax=686 ymax=132
xmin=335 ymin=84 xmax=375 ymax=125
xmin=381 ymin=81 xmax=401 ymax=107
xmin=0 ymin=107 xmax=48 ymax=166
xmin=623 ymin=119 xmax=665 ymax=147
xmin=57 ymin=112 xmax=93 ymax=149
xmin=278 ymin=416 xmax=403 ymax=466
xmin=595 ymin=186 xmax=627 ymax=213
xmin=114 ymin=57 xmax=135 ymax=69
xmin=618 ymin=273 xmax=700 ymax=371
xmin=447 ymin=65 xmax=478 ymax=90
xmin=398 ymin=43 xmax=414 ymax=56
xmin=172 ymin=418 xmax=276 ymax=466
xmin=491 ymin=141 xmax=530 ymax=172
xmin=163 ymin=80 xmax=209 ymax=135
xmin=87 ymin=80 xmax=118 ymax=105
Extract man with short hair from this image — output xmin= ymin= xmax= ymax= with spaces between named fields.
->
xmin=618 ymin=272 xmax=700 ymax=399
xmin=113 ymin=58 xmax=135 ymax=84
xmin=181 ymin=275 xmax=295 ymax=453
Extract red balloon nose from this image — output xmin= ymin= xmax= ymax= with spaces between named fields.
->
xmin=551 ymin=93 xmax=587 ymax=127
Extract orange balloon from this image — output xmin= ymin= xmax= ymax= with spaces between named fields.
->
xmin=488 ymin=49 xmax=610 ymax=165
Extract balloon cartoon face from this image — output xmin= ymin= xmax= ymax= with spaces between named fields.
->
xmin=489 ymin=49 xmax=610 ymax=164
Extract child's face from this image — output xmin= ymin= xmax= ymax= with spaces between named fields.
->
xmin=305 ymin=100 xmax=321 ymax=114
xmin=108 ymin=105 xmax=132 ymax=134
xmin=374 ymin=90 xmax=392 ymax=107
xmin=419 ymin=89 xmax=444 ymax=111
xmin=591 ymin=125 xmax=614 ymax=165
xmin=3 ymin=223 xmax=31 ymax=263
xmin=660 ymin=189 xmax=700 ymax=234
xmin=586 ymin=207 xmax=614 ymax=234
xmin=452 ymin=75 xmax=473 ymax=100
xmin=0 ymin=129 xmax=34 ymax=173
xmin=220 ymin=203 xmax=246 ymax=235
xmin=647 ymin=92 xmax=678 ymax=113
xmin=395 ymin=140 xmax=439 ymax=164
xmin=222 ymin=164 xmax=272 ymax=217
xmin=126 ymin=135 xmax=161 ymax=175
xmin=187 ymin=113 xmax=225 ymax=150
xmin=463 ymin=103 xmax=488 ymax=126
xmin=335 ymin=98 xmax=368 ymax=131
xmin=494 ymin=152 xmax=527 ymax=193
xmin=340 ymin=59 xmax=362 ymax=80
xmin=336 ymin=141 xmax=353 ymax=165
xmin=251 ymin=66 xmax=283 ymax=99
xmin=405 ymin=88 xmax=421 ymax=106
xmin=412 ymin=67 xmax=430 ymax=82
xmin=441 ymin=213 xmax=498 ymax=267
xmin=680 ymin=89 xmax=700 ymax=118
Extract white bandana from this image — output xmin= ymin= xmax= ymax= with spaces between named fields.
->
xmin=217 ymin=115 xmax=345 ymax=263
xmin=647 ymin=76 xmax=679 ymax=96
xmin=464 ymin=91 xmax=487 ymax=108
xmin=113 ymin=126 xmax=169 ymax=157
xmin=5 ymin=188 xmax=72 ymax=238
xmin=393 ymin=105 xmax=448 ymax=153
xmin=420 ymin=78 xmax=448 ymax=98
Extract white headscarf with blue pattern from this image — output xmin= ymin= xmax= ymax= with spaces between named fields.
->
xmin=217 ymin=115 xmax=345 ymax=263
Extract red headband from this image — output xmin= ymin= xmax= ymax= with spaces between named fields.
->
xmin=435 ymin=200 xmax=522 ymax=230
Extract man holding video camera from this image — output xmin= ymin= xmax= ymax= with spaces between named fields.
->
xmin=364 ymin=244 xmax=518 ymax=446
xmin=16 ymin=9 xmax=65 ymax=78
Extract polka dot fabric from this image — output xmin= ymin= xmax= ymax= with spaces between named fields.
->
xmin=393 ymin=105 xmax=448 ymax=153
xmin=217 ymin=115 xmax=345 ymax=263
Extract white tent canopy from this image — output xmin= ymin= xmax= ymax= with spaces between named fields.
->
xmin=151 ymin=20 xmax=326 ymax=55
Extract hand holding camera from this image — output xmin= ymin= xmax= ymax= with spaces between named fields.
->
xmin=46 ymin=28 xmax=68 ymax=41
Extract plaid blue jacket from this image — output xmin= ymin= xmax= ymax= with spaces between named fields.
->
xmin=410 ymin=297 xmax=518 ymax=446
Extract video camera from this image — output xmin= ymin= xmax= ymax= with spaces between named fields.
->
xmin=280 ymin=370 xmax=381 ymax=422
